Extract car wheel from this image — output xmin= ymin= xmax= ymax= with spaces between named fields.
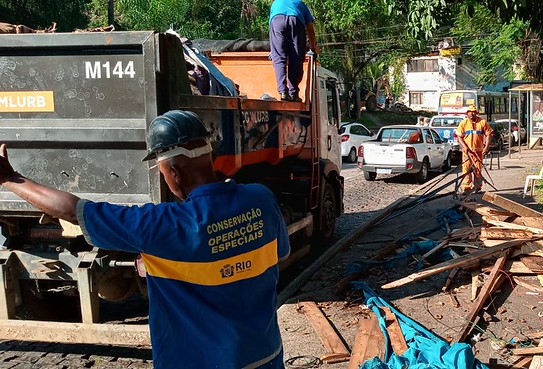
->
xmin=366 ymin=96 xmax=377 ymax=112
xmin=415 ymin=159 xmax=429 ymax=184
xmin=347 ymin=147 xmax=357 ymax=163
xmin=442 ymin=153 xmax=451 ymax=172
xmin=364 ymin=171 xmax=377 ymax=181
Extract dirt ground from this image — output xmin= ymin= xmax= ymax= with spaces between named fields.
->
xmin=279 ymin=147 xmax=543 ymax=368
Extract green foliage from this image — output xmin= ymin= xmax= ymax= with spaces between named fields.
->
xmin=114 ymin=0 xmax=243 ymax=38
xmin=451 ymin=4 xmax=529 ymax=84
xmin=306 ymin=0 xmax=419 ymax=96
xmin=0 ymin=0 xmax=88 ymax=31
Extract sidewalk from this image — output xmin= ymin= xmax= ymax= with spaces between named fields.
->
xmin=278 ymin=146 xmax=543 ymax=368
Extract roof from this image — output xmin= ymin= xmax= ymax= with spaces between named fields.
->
xmin=510 ymin=83 xmax=543 ymax=91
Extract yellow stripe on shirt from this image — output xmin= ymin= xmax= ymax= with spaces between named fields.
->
xmin=141 ymin=239 xmax=279 ymax=286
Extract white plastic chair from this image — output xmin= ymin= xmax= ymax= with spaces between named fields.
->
xmin=523 ymin=161 xmax=543 ymax=198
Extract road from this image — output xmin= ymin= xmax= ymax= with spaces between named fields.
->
xmin=0 ymin=162 xmax=431 ymax=368
xmin=336 ymin=161 xmax=432 ymax=241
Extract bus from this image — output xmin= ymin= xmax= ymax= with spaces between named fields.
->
xmin=437 ymin=89 xmax=520 ymax=121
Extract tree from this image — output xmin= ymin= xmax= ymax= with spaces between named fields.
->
xmin=384 ymin=0 xmax=543 ymax=81
xmin=451 ymin=4 xmax=529 ymax=84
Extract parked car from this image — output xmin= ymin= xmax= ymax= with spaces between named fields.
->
xmin=357 ymin=125 xmax=452 ymax=184
xmin=428 ymin=115 xmax=464 ymax=165
xmin=340 ymin=122 xmax=375 ymax=163
xmin=493 ymin=118 xmax=527 ymax=145
xmin=489 ymin=121 xmax=509 ymax=151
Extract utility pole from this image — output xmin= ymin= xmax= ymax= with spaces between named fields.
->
xmin=108 ymin=0 xmax=114 ymax=26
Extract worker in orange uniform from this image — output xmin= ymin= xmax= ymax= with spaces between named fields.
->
xmin=455 ymin=105 xmax=493 ymax=194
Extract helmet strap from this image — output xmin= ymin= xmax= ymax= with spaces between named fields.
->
xmin=156 ymin=141 xmax=212 ymax=162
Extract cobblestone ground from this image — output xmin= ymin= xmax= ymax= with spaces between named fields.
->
xmin=334 ymin=162 xmax=424 ymax=241
xmin=0 ymin=162 xmax=427 ymax=368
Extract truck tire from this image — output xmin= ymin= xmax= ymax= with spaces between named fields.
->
xmin=346 ymin=147 xmax=357 ymax=163
xmin=415 ymin=159 xmax=429 ymax=184
xmin=366 ymin=96 xmax=377 ymax=112
xmin=314 ymin=181 xmax=337 ymax=246
xmin=363 ymin=171 xmax=377 ymax=181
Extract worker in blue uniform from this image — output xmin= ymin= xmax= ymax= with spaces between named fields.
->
xmin=0 ymin=110 xmax=290 ymax=369
xmin=269 ymin=0 xmax=319 ymax=102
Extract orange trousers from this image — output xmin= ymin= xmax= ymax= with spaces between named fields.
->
xmin=462 ymin=150 xmax=483 ymax=190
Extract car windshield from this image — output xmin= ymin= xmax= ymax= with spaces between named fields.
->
xmin=379 ymin=128 xmax=421 ymax=143
xmin=431 ymin=117 xmax=462 ymax=127
xmin=339 ymin=125 xmax=349 ymax=134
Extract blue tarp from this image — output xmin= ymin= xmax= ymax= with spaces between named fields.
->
xmin=352 ymin=283 xmax=489 ymax=369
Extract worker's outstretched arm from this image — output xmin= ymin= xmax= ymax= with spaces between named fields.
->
xmin=306 ymin=22 xmax=320 ymax=54
xmin=0 ymin=144 xmax=80 ymax=224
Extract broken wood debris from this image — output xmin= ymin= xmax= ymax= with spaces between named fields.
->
xmin=298 ymin=301 xmax=350 ymax=364
xmin=379 ymin=190 xmax=543 ymax=360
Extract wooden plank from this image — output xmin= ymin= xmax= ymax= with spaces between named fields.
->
xmin=526 ymin=331 xmax=543 ymax=339
xmin=381 ymin=307 xmax=408 ymax=355
xmin=347 ymin=314 xmax=385 ymax=369
xmin=514 ymin=217 xmax=543 ymax=229
xmin=517 ymin=356 xmax=533 ymax=368
xmin=481 ymin=227 xmax=534 ymax=240
xmin=299 ymin=301 xmax=350 ymax=363
xmin=422 ymin=240 xmax=449 ymax=260
xmin=382 ymin=238 xmax=536 ymax=289
xmin=482 ymin=260 xmax=537 ymax=275
xmin=484 ymin=220 xmax=543 ymax=234
xmin=483 ymin=192 xmax=543 ymax=218
xmin=471 ymin=270 xmax=482 ymax=301
xmin=448 ymin=292 xmax=460 ymax=307
xmin=453 ymin=250 xmax=510 ymax=342
xmin=511 ymin=242 xmax=543 ymax=258
xmin=513 ymin=276 xmax=543 ymax=293
xmin=513 ymin=346 xmax=543 ymax=356
xmin=521 ymin=256 xmax=543 ymax=273
xmin=453 ymin=199 xmax=516 ymax=218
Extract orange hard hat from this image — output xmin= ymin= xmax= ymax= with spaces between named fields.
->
xmin=467 ymin=105 xmax=478 ymax=113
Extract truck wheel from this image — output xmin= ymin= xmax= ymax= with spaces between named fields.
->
xmin=442 ymin=153 xmax=451 ymax=172
xmin=347 ymin=147 xmax=357 ymax=163
xmin=366 ymin=96 xmax=377 ymax=112
xmin=314 ymin=182 xmax=337 ymax=246
xmin=415 ymin=159 xmax=429 ymax=184
xmin=364 ymin=171 xmax=376 ymax=181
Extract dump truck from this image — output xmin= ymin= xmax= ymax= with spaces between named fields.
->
xmin=0 ymin=31 xmax=344 ymax=344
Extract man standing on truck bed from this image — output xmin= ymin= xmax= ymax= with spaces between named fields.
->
xmin=0 ymin=110 xmax=290 ymax=369
xmin=269 ymin=0 xmax=319 ymax=102
xmin=455 ymin=104 xmax=493 ymax=194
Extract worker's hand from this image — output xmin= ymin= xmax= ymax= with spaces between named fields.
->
xmin=0 ymin=144 xmax=17 ymax=184
xmin=482 ymin=146 xmax=490 ymax=156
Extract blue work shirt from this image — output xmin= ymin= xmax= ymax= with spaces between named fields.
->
xmin=270 ymin=0 xmax=314 ymax=25
xmin=77 ymin=180 xmax=290 ymax=369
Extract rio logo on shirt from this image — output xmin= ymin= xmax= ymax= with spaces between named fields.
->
xmin=220 ymin=260 xmax=252 ymax=278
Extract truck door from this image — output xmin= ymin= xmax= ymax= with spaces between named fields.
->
xmin=317 ymin=75 xmax=341 ymax=168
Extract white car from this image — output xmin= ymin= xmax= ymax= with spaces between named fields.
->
xmin=340 ymin=122 xmax=375 ymax=163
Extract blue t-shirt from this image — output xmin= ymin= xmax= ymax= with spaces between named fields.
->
xmin=270 ymin=0 xmax=314 ymax=25
xmin=77 ymin=180 xmax=290 ymax=369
